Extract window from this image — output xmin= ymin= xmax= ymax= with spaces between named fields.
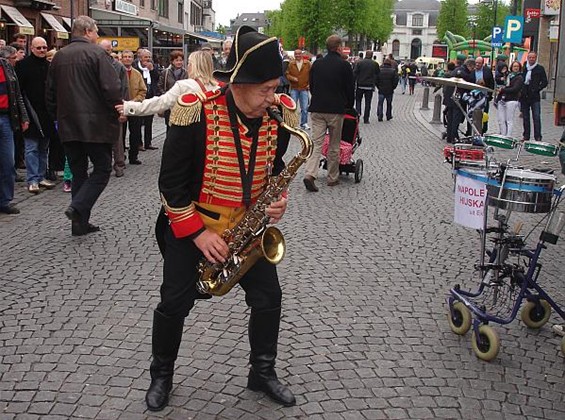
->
xmin=412 ymin=14 xmax=423 ymax=27
xmin=158 ymin=0 xmax=168 ymax=18
xmin=392 ymin=40 xmax=400 ymax=57
xmin=140 ymin=0 xmax=145 ymax=7
xmin=151 ymin=0 xmax=156 ymax=10
xmin=396 ymin=12 xmax=407 ymax=26
xmin=413 ymin=29 xmax=422 ymax=35
xmin=178 ymin=2 xmax=183 ymax=24
xmin=190 ymin=2 xmax=202 ymax=26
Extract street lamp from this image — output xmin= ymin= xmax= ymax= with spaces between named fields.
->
xmin=480 ymin=0 xmax=499 ymax=68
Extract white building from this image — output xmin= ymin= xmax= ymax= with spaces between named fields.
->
xmin=386 ymin=0 xmax=441 ymax=61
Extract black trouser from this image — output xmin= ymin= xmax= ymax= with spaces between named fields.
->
xmin=63 ymin=142 xmax=112 ymax=223
xmin=155 ymin=212 xmax=283 ymax=318
xmin=446 ymin=103 xmax=464 ymax=142
xmin=48 ymin=131 xmax=65 ymax=172
xmin=142 ymin=115 xmax=154 ymax=148
xmin=128 ymin=116 xmax=143 ymax=161
xmin=355 ymin=88 xmax=374 ymax=122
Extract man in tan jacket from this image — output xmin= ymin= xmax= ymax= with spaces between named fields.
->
xmin=121 ymin=50 xmax=146 ymax=165
xmin=285 ymin=49 xmax=311 ymax=129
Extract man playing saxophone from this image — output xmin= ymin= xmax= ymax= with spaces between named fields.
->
xmin=145 ymin=26 xmax=297 ymax=411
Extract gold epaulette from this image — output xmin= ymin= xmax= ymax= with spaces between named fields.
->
xmin=169 ymin=89 xmax=222 ymax=126
xmin=274 ymin=93 xmax=299 ymax=129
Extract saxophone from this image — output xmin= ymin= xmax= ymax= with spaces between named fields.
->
xmin=196 ymin=107 xmax=313 ymax=296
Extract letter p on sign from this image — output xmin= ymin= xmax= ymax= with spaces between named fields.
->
xmin=503 ymin=16 xmax=524 ymax=43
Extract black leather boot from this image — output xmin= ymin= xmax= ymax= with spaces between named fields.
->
xmin=247 ymin=307 xmax=296 ymax=407
xmin=145 ymin=310 xmax=184 ymax=411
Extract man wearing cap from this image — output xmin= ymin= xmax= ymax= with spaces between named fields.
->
xmin=145 ymin=26 xmax=297 ymax=411
xmin=200 ymin=42 xmax=219 ymax=69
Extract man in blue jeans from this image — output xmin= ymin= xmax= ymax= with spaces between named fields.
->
xmin=520 ymin=51 xmax=548 ymax=141
xmin=0 ymin=53 xmax=29 ymax=214
xmin=286 ymin=49 xmax=311 ymax=129
xmin=16 ymin=36 xmax=56 ymax=194
xmin=375 ymin=58 xmax=399 ymax=122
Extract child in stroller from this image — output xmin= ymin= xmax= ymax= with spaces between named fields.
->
xmin=320 ymin=108 xmax=363 ymax=183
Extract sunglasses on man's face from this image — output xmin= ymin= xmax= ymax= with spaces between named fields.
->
xmin=34 ymin=46 xmax=48 ymax=50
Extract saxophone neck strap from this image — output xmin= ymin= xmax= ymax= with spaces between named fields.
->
xmin=226 ymin=90 xmax=259 ymax=209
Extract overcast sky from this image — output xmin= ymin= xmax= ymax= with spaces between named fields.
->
xmin=213 ymin=0 xmax=482 ymax=29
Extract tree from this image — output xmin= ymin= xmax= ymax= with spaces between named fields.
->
xmin=436 ymin=0 xmax=469 ymax=40
xmin=473 ymin=1 xmax=511 ymax=40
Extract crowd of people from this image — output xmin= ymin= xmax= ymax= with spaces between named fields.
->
xmin=0 ymin=20 xmax=232 ymax=220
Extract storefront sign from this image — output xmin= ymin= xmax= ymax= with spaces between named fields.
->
xmin=114 ymin=0 xmax=138 ymax=16
xmin=454 ymin=173 xmax=486 ymax=230
xmin=98 ymin=36 xmax=140 ymax=52
xmin=525 ymin=8 xmax=541 ymax=19
xmin=542 ymin=0 xmax=560 ymax=16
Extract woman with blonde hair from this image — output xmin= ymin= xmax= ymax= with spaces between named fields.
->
xmin=116 ymin=50 xmax=219 ymax=126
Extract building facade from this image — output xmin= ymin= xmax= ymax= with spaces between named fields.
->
xmin=229 ymin=12 xmax=268 ymax=36
xmin=385 ymin=0 xmax=440 ymax=61
xmin=0 ymin=1 xmax=224 ymax=65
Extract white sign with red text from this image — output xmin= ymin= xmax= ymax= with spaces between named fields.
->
xmin=454 ymin=174 xmax=486 ymax=230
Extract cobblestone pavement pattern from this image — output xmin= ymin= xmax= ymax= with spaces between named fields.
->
xmin=1 ymin=88 xmax=564 ymax=419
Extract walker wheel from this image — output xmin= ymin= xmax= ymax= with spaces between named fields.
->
xmin=520 ymin=299 xmax=551 ymax=329
xmin=447 ymin=302 xmax=472 ymax=335
xmin=354 ymin=159 xmax=363 ymax=183
xmin=471 ymin=325 xmax=500 ymax=361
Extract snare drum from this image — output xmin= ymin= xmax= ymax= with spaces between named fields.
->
xmin=523 ymin=141 xmax=560 ymax=157
xmin=487 ymin=169 xmax=556 ymax=213
xmin=443 ymin=144 xmax=484 ymax=162
xmin=484 ymin=135 xmax=518 ymax=149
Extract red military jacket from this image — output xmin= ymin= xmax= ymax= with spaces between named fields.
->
xmin=159 ymin=88 xmax=297 ymax=239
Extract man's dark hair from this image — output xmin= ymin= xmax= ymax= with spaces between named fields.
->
xmin=447 ymin=62 xmax=456 ymax=71
xmin=12 ymin=33 xmax=26 ymax=41
xmin=365 ymin=51 xmax=373 ymax=59
xmin=9 ymin=42 xmax=24 ymax=52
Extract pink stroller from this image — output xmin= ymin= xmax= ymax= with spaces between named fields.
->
xmin=320 ymin=109 xmax=363 ymax=183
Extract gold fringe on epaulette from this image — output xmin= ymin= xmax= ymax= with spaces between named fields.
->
xmin=169 ymin=101 xmax=202 ymax=126
xmin=281 ymin=105 xmax=299 ymax=129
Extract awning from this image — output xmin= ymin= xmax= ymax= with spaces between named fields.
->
xmin=185 ymin=31 xmax=223 ymax=46
xmin=40 ymin=12 xmax=68 ymax=39
xmin=62 ymin=17 xmax=71 ymax=30
xmin=90 ymin=7 xmax=151 ymax=27
xmin=1 ymin=5 xmax=34 ymax=35
xmin=154 ymin=22 xmax=185 ymax=37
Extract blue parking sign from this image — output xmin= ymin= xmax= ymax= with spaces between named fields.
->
xmin=503 ymin=16 xmax=524 ymax=43
xmin=492 ymin=26 xmax=504 ymax=47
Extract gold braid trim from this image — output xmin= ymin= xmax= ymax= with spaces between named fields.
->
xmin=281 ymin=104 xmax=299 ymax=129
xmin=274 ymin=93 xmax=299 ymax=129
xmin=169 ymin=92 xmax=206 ymax=126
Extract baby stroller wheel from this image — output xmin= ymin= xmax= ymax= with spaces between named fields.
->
xmin=471 ymin=325 xmax=500 ymax=361
xmin=354 ymin=159 xmax=363 ymax=183
xmin=447 ymin=302 xmax=472 ymax=335
xmin=520 ymin=299 xmax=551 ymax=329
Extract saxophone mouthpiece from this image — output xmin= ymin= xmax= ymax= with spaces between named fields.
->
xmin=266 ymin=106 xmax=283 ymax=124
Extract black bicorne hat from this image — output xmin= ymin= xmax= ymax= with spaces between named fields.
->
xmin=213 ymin=26 xmax=282 ymax=84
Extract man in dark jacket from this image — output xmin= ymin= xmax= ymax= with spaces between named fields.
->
xmin=46 ymin=15 xmax=123 ymax=236
xmin=16 ymin=36 xmax=56 ymax=194
xmin=375 ymin=58 xmax=399 ymax=121
xmin=303 ymin=34 xmax=354 ymax=192
xmin=445 ymin=58 xmax=475 ymax=143
xmin=520 ymin=51 xmax=548 ymax=141
xmin=353 ymin=50 xmax=379 ymax=124
xmin=0 ymin=54 xmax=29 ymax=214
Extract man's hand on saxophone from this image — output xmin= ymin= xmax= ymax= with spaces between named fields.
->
xmin=193 ymin=230 xmax=229 ymax=264
xmin=266 ymin=196 xmax=288 ymax=224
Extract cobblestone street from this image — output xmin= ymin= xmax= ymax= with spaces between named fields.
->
xmin=1 ymin=88 xmax=564 ymax=419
